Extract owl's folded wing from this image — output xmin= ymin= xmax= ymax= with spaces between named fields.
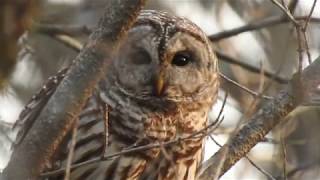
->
xmin=12 ymin=68 xmax=68 ymax=148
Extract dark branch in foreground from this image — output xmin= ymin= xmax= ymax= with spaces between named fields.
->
xmin=198 ymin=56 xmax=320 ymax=179
xmin=1 ymin=0 xmax=146 ymax=179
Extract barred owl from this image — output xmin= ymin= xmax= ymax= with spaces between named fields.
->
xmin=13 ymin=10 xmax=219 ymax=180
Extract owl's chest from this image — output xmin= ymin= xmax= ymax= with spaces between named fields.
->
xmin=142 ymin=107 xmax=208 ymax=142
xmin=138 ymin=109 xmax=208 ymax=180
xmin=109 ymin=103 xmax=208 ymax=144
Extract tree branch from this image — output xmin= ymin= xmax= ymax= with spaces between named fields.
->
xmin=32 ymin=23 xmax=91 ymax=36
xmin=209 ymin=16 xmax=320 ymax=42
xmin=216 ymin=50 xmax=289 ymax=83
xmin=198 ymin=56 xmax=320 ymax=179
xmin=269 ymin=0 xmax=299 ymax=26
xmin=1 ymin=0 xmax=146 ymax=179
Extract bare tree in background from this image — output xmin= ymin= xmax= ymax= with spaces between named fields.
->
xmin=0 ymin=0 xmax=320 ymax=179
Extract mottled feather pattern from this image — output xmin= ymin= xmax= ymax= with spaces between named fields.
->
xmin=13 ymin=10 xmax=219 ymax=180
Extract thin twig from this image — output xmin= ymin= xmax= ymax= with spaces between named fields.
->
xmin=244 ymin=60 xmax=268 ymax=117
xmin=303 ymin=0 xmax=318 ymax=30
xmin=258 ymin=61 xmax=266 ymax=96
xmin=302 ymin=0 xmax=318 ymax=64
xmin=212 ymin=93 xmax=229 ymax=133
xmin=280 ymin=132 xmax=288 ymax=180
xmin=302 ymin=32 xmax=312 ymax=64
xmin=295 ymin=25 xmax=304 ymax=75
xmin=64 ymin=118 xmax=79 ymax=180
xmin=219 ymin=72 xmax=273 ymax=100
xmin=159 ymin=142 xmax=177 ymax=178
xmin=269 ymin=0 xmax=299 ymax=26
xmin=216 ymin=51 xmax=289 ymax=83
xmin=201 ymin=94 xmax=228 ymax=180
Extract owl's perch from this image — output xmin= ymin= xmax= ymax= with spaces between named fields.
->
xmin=199 ymin=57 xmax=320 ymax=179
xmin=1 ymin=0 xmax=146 ymax=179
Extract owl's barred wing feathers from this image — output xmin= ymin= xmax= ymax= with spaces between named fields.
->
xmin=13 ymin=68 xmax=68 ymax=147
xmin=13 ymin=10 xmax=219 ymax=180
xmin=11 ymin=66 xmax=109 ymax=179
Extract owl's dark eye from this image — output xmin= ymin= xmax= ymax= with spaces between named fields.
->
xmin=131 ymin=49 xmax=152 ymax=65
xmin=172 ymin=51 xmax=192 ymax=66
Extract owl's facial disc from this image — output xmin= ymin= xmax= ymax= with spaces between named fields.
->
xmin=154 ymin=50 xmax=194 ymax=97
xmin=156 ymin=32 xmax=217 ymax=102
xmin=112 ymin=27 xmax=217 ymax=103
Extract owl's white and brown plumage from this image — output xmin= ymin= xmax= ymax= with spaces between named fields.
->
xmin=13 ymin=10 xmax=219 ymax=180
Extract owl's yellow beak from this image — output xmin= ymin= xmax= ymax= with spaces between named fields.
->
xmin=155 ymin=73 xmax=165 ymax=96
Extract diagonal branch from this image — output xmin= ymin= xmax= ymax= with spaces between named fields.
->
xmin=209 ymin=16 xmax=320 ymax=42
xmin=216 ymin=51 xmax=289 ymax=83
xmin=198 ymin=56 xmax=320 ymax=179
xmin=269 ymin=0 xmax=298 ymax=25
xmin=1 ymin=0 xmax=146 ymax=179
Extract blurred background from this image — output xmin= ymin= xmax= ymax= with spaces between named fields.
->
xmin=1 ymin=0 xmax=320 ymax=179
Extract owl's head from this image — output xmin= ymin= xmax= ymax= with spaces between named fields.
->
xmin=105 ymin=10 xmax=218 ymax=105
